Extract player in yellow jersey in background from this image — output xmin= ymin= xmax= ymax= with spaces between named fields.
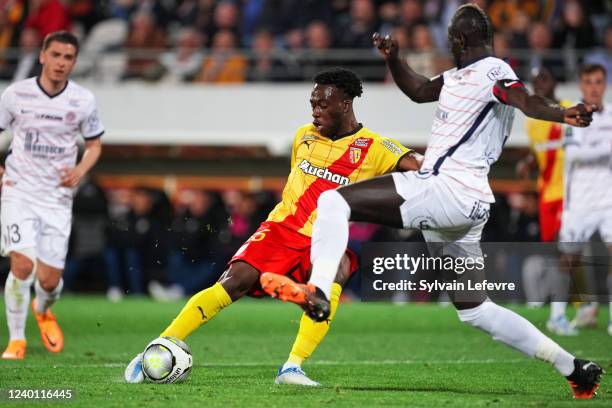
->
xmin=124 ymin=67 xmax=422 ymax=385
xmin=516 ymin=68 xmax=576 ymax=334
xmin=517 ymin=68 xmax=571 ymax=242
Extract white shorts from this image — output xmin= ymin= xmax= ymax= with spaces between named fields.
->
xmin=0 ymin=198 xmax=72 ymax=269
xmin=558 ymin=207 xmax=612 ymax=254
xmin=392 ymin=171 xmax=490 ymax=258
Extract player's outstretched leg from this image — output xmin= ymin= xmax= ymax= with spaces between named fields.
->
xmin=32 ymin=261 xmax=65 ymax=353
xmin=2 ymin=251 xmax=35 ymax=360
xmin=125 ymin=261 xmax=258 ymax=383
xmin=265 ymin=175 xmax=403 ymax=320
xmin=455 ymin=299 xmax=602 ymax=399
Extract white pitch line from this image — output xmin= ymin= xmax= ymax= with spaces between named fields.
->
xmin=14 ymin=357 xmax=609 ymax=369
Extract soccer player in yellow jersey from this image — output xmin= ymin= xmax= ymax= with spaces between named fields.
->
xmin=125 ymin=67 xmax=422 ymax=385
xmin=517 ymin=68 xmax=571 ymax=242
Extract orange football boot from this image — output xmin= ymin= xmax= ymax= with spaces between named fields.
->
xmin=32 ymin=300 xmax=64 ymax=353
xmin=260 ymin=273 xmax=330 ymax=322
xmin=260 ymin=272 xmax=313 ymax=304
xmin=566 ymin=359 xmax=603 ymax=399
xmin=1 ymin=339 xmax=26 ymax=360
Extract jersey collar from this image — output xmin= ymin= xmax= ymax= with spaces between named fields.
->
xmin=328 ymin=123 xmax=363 ymax=141
xmin=458 ymin=54 xmax=490 ymax=69
xmin=36 ymin=76 xmax=69 ymax=99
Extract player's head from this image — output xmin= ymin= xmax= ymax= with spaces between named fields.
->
xmin=448 ymin=4 xmax=492 ymax=67
xmin=40 ymin=31 xmax=79 ymax=84
xmin=310 ymin=67 xmax=363 ymax=138
xmin=579 ymin=64 xmax=606 ymax=108
xmin=530 ymin=67 xmax=556 ymax=99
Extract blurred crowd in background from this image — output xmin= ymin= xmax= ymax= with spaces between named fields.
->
xmin=0 ymin=0 xmax=611 ymax=83
xmin=56 ymin=181 xmax=276 ymax=301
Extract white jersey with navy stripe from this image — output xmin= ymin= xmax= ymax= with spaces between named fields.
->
xmin=0 ymin=77 xmax=104 ymax=207
xmin=563 ymin=105 xmax=612 ymax=212
xmin=420 ymin=57 xmax=518 ymax=203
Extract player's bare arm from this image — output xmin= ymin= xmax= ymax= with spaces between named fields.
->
xmin=372 ymin=33 xmax=443 ymax=103
xmin=60 ymin=138 xmax=102 ymax=188
xmin=494 ymin=81 xmax=596 ymax=127
xmin=397 ymin=151 xmax=423 ymax=172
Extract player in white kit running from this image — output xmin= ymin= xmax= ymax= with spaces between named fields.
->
xmin=554 ymin=64 xmax=612 ymax=336
xmin=0 ymin=31 xmax=104 ymax=359
xmin=261 ymin=4 xmax=603 ymax=399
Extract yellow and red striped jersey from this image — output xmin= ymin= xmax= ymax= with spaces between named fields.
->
xmin=525 ymin=100 xmax=572 ymax=203
xmin=267 ymin=123 xmax=411 ymax=236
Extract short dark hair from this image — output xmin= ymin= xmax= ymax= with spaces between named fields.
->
xmin=42 ymin=31 xmax=79 ymax=53
xmin=313 ymin=67 xmax=363 ymax=99
xmin=451 ymin=4 xmax=493 ymax=47
xmin=579 ymin=63 xmax=607 ymax=79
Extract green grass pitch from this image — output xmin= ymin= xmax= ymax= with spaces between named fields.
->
xmin=1 ymin=297 xmax=610 ymax=407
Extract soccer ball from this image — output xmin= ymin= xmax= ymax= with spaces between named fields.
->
xmin=141 ymin=337 xmax=193 ymax=384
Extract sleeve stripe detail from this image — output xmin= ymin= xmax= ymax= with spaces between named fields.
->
xmin=84 ymin=130 xmax=104 ymax=140
xmin=493 ymin=80 xmax=525 ymax=104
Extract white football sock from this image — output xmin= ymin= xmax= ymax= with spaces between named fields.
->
xmin=550 ymin=302 xmax=567 ymax=321
xmin=34 ymin=278 xmax=63 ymax=314
xmin=4 ymin=272 xmax=33 ymax=341
xmin=457 ymin=301 xmax=575 ymax=376
xmin=309 ymin=190 xmax=351 ymax=299
xmin=550 ymin=264 xmax=570 ymax=320
xmin=521 ymin=256 xmax=546 ymax=304
xmin=608 ymin=273 xmax=612 ymax=321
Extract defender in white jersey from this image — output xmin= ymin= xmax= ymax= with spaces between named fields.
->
xmin=260 ymin=4 xmax=603 ymax=399
xmin=0 ymin=32 xmax=103 ymax=360
xmin=555 ymin=64 xmax=612 ymax=336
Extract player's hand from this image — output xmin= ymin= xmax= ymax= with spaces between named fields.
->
xmin=373 ymin=32 xmax=399 ymax=61
xmin=60 ymin=166 xmax=85 ymax=188
xmin=0 ymin=165 xmax=4 ymax=186
xmin=564 ymin=103 xmax=596 ymax=127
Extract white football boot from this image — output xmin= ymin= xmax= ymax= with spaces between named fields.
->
xmin=275 ymin=365 xmax=320 ymax=386
xmin=571 ymin=304 xmax=599 ymax=329
xmin=124 ymin=353 xmax=144 ymax=383
xmin=546 ymin=316 xmax=578 ymax=336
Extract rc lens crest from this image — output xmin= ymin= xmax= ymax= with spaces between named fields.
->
xmin=349 ymin=147 xmax=361 ymax=164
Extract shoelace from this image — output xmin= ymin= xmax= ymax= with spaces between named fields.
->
xmin=278 ymin=366 xmax=306 ymax=376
